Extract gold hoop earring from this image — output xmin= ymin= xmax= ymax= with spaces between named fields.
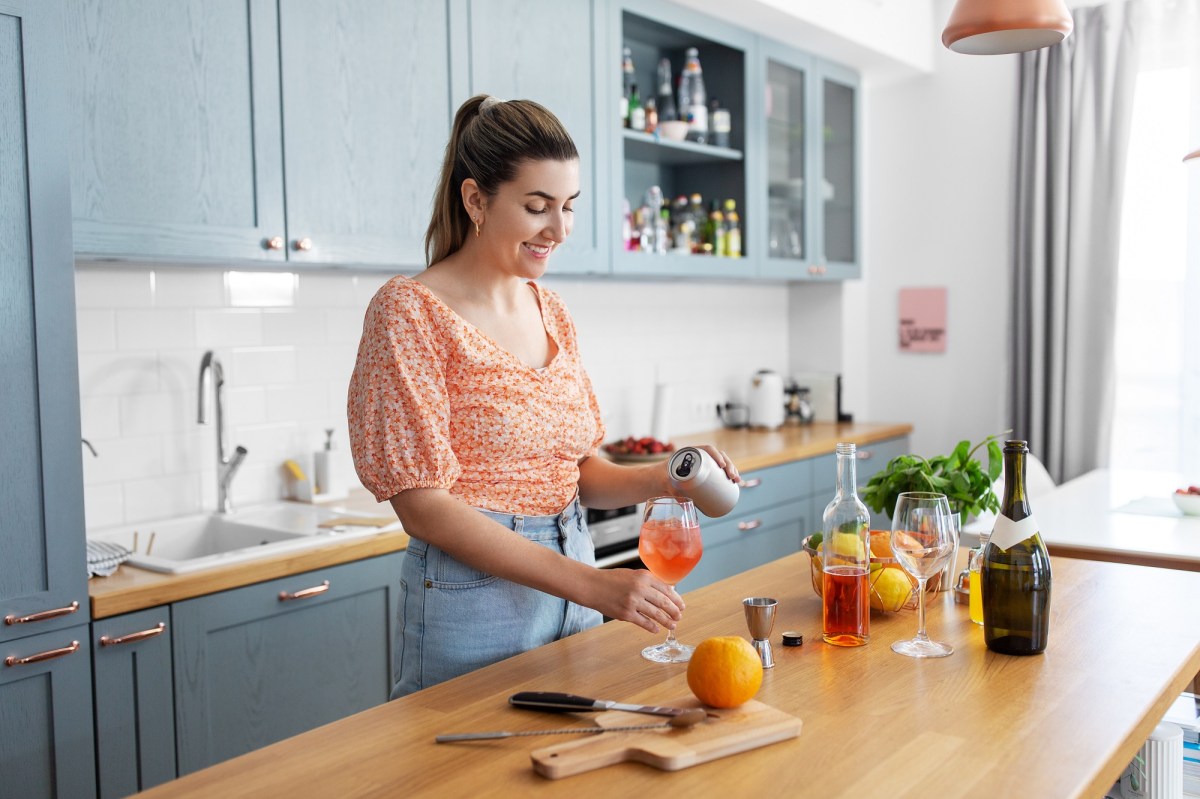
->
xmin=474 ymin=217 xmax=481 ymax=238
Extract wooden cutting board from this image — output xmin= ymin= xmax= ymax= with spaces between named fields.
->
xmin=529 ymin=698 xmax=802 ymax=779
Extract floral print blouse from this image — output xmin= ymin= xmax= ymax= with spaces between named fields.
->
xmin=348 ymin=276 xmax=605 ymax=515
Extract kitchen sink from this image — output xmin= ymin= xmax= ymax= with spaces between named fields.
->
xmin=88 ymin=502 xmax=400 ymax=574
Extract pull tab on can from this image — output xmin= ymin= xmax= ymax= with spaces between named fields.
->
xmin=667 ymin=447 xmax=739 ymax=518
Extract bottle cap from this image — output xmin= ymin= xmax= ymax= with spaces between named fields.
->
xmin=781 ymin=631 xmax=804 ymax=647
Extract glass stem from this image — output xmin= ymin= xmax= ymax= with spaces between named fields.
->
xmin=664 ymin=585 xmax=679 ymax=646
xmin=915 ymin=578 xmax=929 ymax=641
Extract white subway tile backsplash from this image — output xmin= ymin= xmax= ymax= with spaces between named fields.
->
xmin=76 ymin=309 xmax=116 ymax=353
xmin=195 ymin=308 xmax=263 ymax=348
xmin=119 ymin=391 xmax=191 ymax=437
xmin=75 ymin=267 xmax=154 ymax=308
xmin=155 ymin=269 xmax=226 ymax=308
xmin=124 ymin=473 xmax=202 ymax=523
xmin=76 ymin=264 xmax=791 ymax=531
xmin=263 ymin=309 xmax=328 ymax=347
xmin=78 ymin=351 xmax=160 ymax=397
xmin=117 ymin=309 xmax=196 ymax=351
xmin=230 ymin=346 xmax=297 ymax=386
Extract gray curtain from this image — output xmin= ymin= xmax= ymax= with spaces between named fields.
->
xmin=1010 ymin=2 xmax=1142 ymax=484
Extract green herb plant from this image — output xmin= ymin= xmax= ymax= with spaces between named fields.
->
xmin=860 ymin=432 xmax=1010 ymax=522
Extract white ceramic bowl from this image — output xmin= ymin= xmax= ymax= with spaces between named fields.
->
xmin=657 ymin=120 xmax=688 ymax=142
xmin=1173 ymin=491 xmax=1200 ymax=516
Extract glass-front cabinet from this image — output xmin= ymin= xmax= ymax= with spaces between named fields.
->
xmin=757 ymin=39 xmax=860 ymax=281
xmin=608 ymin=0 xmax=757 ymax=279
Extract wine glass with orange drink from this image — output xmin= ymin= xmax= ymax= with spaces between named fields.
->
xmin=638 ymin=496 xmax=703 ymax=663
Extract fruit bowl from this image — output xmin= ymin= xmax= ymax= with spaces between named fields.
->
xmin=603 ymin=436 xmax=675 ymax=463
xmin=1173 ymin=489 xmax=1200 ymax=516
xmin=801 ymin=532 xmax=932 ymax=613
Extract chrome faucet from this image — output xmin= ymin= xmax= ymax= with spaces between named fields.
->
xmin=198 ymin=350 xmax=248 ymax=513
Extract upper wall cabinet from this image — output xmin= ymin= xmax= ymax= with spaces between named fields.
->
xmin=608 ymin=0 xmax=757 ymax=280
xmin=756 ymin=39 xmax=860 ymax=281
xmin=455 ymin=0 xmax=608 ymax=275
xmin=65 ymin=0 xmax=452 ymax=268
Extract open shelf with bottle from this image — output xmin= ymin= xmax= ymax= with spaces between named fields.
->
xmin=609 ymin=0 xmax=756 ymax=279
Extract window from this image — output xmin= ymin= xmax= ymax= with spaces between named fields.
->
xmin=1110 ymin=62 xmax=1199 ymax=477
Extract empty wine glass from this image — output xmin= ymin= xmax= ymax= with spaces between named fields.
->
xmin=890 ymin=492 xmax=957 ymax=658
xmin=638 ymin=497 xmax=703 ymax=663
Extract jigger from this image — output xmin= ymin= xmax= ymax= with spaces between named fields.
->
xmin=742 ymin=597 xmax=778 ymax=669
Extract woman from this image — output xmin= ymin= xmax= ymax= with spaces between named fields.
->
xmin=348 ymin=95 xmax=739 ymax=698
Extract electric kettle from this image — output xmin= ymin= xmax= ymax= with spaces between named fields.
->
xmin=747 ymin=370 xmax=785 ymax=430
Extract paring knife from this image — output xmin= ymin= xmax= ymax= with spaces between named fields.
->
xmin=508 ymin=691 xmax=690 ymax=718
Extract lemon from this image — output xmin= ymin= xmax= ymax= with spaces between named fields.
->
xmin=829 ymin=533 xmax=866 ymax=561
xmin=870 ymin=567 xmax=914 ymax=612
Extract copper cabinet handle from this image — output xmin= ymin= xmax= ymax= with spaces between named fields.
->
xmin=265 ymin=236 xmax=285 ymax=250
xmin=856 ymin=450 xmax=873 ymax=460
xmin=739 ymin=478 xmax=762 ymax=489
xmin=293 ymin=237 xmax=313 ymax=251
xmin=737 ymin=519 xmax=763 ymax=531
xmin=5 ymin=600 xmax=80 ymax=626
xmin=279 ymin=580 xmax=330 ymax=601
xmin=5 ymin=640 xmax=81 ymax=667
xmin=100 ymin=622 xmax=166 ymax=647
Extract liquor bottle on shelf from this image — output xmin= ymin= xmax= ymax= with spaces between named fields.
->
xmin=672 ymin=195 xmax=695 ymax=254
xmin=621 ymin=46 xmax=635 ymax=127
xmin=723 ymin=199 xmax=742 ymax=258
xmin=656 ymin=58 xmax=678 ymax=122
xmin=678 ymin=47 xmax=707 ymax=144
xmin=644 ymin=98 xmax=658 ymax=135
xmin=821 ymin=442 xmax=871 ymax=647
xmin=705 ymin=200 xmax=725 ymax=257
xmin=655 ymin=206 xmax=670 ymax=254
xmin=621 ymin=198 xmax=633 ymax=251
xmin=629 ymin=83 xmax=645 ymax=132
xmin=687 ymin=193 xmax=705 ymax=253
xmin=643 ymin=186 xmax=664 ymax=253
xmin=982 ymin=440 xmax=1052 ymax=656
xmin=710 ymin=98 xmax=731 ymax=149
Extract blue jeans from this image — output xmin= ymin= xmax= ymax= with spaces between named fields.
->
xmin=391 ymin=497 xmax=602 ymax=699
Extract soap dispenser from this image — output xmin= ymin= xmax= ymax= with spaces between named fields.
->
xmin=313 ymin=428 xmax=347 ymax=499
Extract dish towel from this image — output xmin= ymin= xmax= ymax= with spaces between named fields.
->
xmin=87 ymin=540 xmax=133 ymax=578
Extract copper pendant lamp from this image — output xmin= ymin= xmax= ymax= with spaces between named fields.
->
xmin=1186 ymin=149 xmax=1200 ymax=163
xmin=943 ymin=0 xmax=1074 ymax=55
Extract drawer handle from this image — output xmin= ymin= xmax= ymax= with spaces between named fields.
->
xmin=737 ymin=519 xmax=763 ymax=531
xmin=5 ymin=600 xmax=80 ymax=626
xmin=293 ymin=237 xmax=313 ymax=252
xmin=5 ymin=640 xmax=81 ymax=667
xmin=279 ymin=580 xmax=330 ymax=601
xmin=856 ymin=450 xmax=873 ymax=460
xmin=265 ymin=236 xmax=285 ymax=250
xmin=100 ymin=622 xmax=166 ymax=647
xmin=739 ymin=478 xmax=762 ymax=489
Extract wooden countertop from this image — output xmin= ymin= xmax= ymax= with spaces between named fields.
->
xmin=137 ymin=550 xmax=1200 ymax=799
xmin=89 ymin=421 xmax=911 ymax=619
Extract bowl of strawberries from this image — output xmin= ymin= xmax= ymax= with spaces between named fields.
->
xmin=603 ymin=436 xmax=675 ymax=463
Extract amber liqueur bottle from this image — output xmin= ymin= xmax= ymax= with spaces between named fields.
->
xmin=982 ymin=440 xmax=1052 ymax=655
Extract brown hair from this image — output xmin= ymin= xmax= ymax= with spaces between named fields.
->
xmin=424 ymin=95 xmax=579 ymax=266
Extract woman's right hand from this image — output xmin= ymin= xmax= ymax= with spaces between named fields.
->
xmin=586 ymin=568 xmax=685 ymax=633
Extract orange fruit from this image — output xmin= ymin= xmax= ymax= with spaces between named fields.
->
xmin=868 ymin=530 xmax=894 ymax=558
xmin=686 ymin=636 xmax=763 ymax=708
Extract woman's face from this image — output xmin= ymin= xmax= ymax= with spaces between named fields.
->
xmin=477 ymin=158 xmax=580 ymax=279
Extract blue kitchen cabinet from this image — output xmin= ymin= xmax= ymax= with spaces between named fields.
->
xmin=607 ymin=0 xmax=759 ymax=280
xmin=0 ymin=1 xmax=96 ymax=796
xmin=92 ymin=608 xmax=177 ymax=799
xmin=65 ymin=0 xmax=454 ymax=269
xmin=171 ymin=553 xmax=402 ymax=775
xmin=678 ymin=459 xmax=811 ymax=592
xmin=453 ymin=0 xmax=609 ymax=275
xmin=756 ymin=39 xmax=861 ymax=281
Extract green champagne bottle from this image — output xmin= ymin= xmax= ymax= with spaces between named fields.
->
xmin=982 ymin=440 xmax=1052 ymax=655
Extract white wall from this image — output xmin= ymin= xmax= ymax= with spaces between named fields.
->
xmin=74 ymin=265 xmax=788 ymax=530
xmin=843 ymin=0 xmax=1016 ymax=459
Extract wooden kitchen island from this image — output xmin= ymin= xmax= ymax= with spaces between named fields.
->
xmin=137 ymin=550 xmax=1200 ymax=798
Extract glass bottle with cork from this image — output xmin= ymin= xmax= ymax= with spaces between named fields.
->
xmin=982 ymin=440 xmax=1052 ymax=655
xmin=821 ymin=442 xmax=871 ymax=647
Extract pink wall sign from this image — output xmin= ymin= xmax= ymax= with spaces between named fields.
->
xmin=898 ymin=287 xmax=947 ymax=353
